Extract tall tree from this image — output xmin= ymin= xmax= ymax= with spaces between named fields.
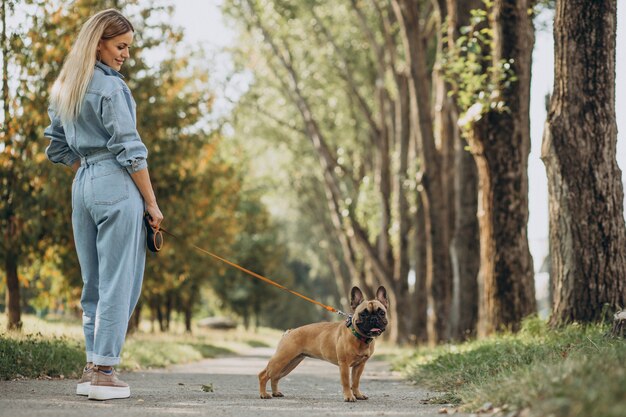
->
xmin=1 ymin=0 xmax=22 ymax=330
xmin=542 ymin=0 xmax=626 ymax=324
xmin=393 ymin=0 xmax=453 ymax=342
xmin=461 ymin=0 xmax=536 ymax=335
xmin=445 ymin=0 xmax=481 ymax=340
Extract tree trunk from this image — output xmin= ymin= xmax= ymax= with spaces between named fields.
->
xmin=447 ymin=0 xmax=481 ymax=340
xmin=392 ymin=73 xmax=413 ymax=341
xmin=413 ymin=200 xmax=429 ymax=343
xmin=394 ymin=0 xmax=453 ymax=343
xmin=184 ymin=304 xmax=192 ymax=333
xmin=5 ymin=254 xmax=22 ymax=331
xmin=2 ymin=0 xmax=22 ymax=332
xmin=451 ymin=138 xmax=479 ymax=339
xmin=433 ymin=0 xmax=459 ymax=337
xmin=164 ymin=293 xmax=172 ymax=331
xmin=542 ymin=0 xmax=626 ymax=324
xmin=468 ymin=0 xmax=536 ymax=336
xmin=156 ymin=301 xmax=166 ymax=332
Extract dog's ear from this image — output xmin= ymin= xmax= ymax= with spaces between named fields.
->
xmin=350 ymin=287 xmax=364 ymax=311
xmin=376 ymin=286 xmax=389 ymax=309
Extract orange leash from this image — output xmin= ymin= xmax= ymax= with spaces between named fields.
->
xmin=158 ymin=227 xmax=349 ymax=318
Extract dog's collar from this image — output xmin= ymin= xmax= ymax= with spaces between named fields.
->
xmin=346 ymin=315 xmax=373 ymax=344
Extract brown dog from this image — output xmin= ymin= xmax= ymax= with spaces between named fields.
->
xmin=258 ymin=286 xmax=389 ymax=402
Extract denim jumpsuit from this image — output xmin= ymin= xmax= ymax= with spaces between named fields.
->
xmin=45 ymin=62 xmax=148 ymax=366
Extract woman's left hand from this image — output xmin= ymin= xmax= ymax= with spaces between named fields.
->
xmin=145 ymin=202 xmax=163 ymax=229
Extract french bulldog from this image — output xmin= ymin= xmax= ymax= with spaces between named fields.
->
xmin=258 ymin=286 xmax=389 ymax=402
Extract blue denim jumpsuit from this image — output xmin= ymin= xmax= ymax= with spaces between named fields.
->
xmin=45 ymin=62 xmax=148 ymax=366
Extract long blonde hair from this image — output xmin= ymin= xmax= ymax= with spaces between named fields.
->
xmin=50 ymin=9 xmax=134 ymax=123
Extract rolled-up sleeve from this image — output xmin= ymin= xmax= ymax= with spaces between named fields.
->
xmin=102 ymin=88 xmax=148 ymax=174
xmin=44 ymin=108 xmax=79 ymax=167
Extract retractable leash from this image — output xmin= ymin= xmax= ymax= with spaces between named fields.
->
xmin=150 ymin=221 xmax=350 ymax=319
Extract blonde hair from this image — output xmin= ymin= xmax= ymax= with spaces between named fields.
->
xmin=50 ymin=9 xmax=134 ymax=123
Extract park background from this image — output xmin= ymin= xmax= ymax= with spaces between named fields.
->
xmin=2 ymin=1 xmax=626 ymax=416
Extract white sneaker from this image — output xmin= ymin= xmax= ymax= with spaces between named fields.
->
xmin=87 ymin=367 xmax=130 ymax=400
xmin=76 ymin=365 xmax=93 ymax=396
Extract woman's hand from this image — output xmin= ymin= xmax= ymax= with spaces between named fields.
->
xmin=129 ymin=168 xmax=163 ymax=229
xmin=145 ymin=202 xmax=163 ymax=229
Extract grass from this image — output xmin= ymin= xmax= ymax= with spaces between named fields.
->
xmin=0 ymin=332 xmax=84 ymax=380
xmin=396 ymin=317 xmax=626 ymax=417
xmin=0 ymin=314 xmax=283 ymax=380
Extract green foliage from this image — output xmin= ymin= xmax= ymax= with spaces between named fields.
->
xmin=0 ymin=333 xmax=84 ymax=380
xmin=442 ymin=0 xmax=517 ymax=127
xmin=209 ymin=185 xmax=325 ymax=329
xmin=397 ymin=317 xmax=626 ymax=417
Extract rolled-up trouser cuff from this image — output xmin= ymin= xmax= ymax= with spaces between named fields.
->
xmin=92 ymin=353 xmax=121 ymax=366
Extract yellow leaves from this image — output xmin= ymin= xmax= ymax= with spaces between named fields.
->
xmin=18 ymin=272 xmax=30 ymax=287
xmin=34 ymin=153 xmax=46 ymax=164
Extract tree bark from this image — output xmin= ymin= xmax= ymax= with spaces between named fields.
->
xmin=542 ymin=0 xmax=626 ymax=324
xmin=467 ymin=0 xmax=536 ymax=336
xmin=451 ymin=138 xmax=479 ymax=339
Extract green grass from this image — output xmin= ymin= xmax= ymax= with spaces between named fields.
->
xmin=0 ymin=314 xmax=282 ymax=379
xmin=396 ymin=317 xmax=626 ymax=417
xmin=0 ymin=333 xmax=84 ymax=380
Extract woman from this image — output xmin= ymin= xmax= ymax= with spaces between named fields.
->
xmin=44 ymin=9 xmax=163 ymax=401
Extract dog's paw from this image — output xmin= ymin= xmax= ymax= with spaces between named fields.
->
xmin=272 ymin=391 xmax=284 ymax=397
xmin=260 ymin=392 xmax=272 ymax=399
xmin=354 ymin=392 xmax=368 ymax=400
xmin=344 ymin=394 xmax=357 ymax=402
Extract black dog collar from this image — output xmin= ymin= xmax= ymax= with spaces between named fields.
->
xmin=346 ymin=314 xmax=373 ymax=344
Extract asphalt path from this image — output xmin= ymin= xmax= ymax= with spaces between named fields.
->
xmin=0 ymin=347 xmax=463 ymax=417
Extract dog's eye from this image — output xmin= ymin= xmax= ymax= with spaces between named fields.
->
xmin=359 ymin=312 xmax=367 ymax=318
xmin=378 ymin=310 xmax=385 ymax=316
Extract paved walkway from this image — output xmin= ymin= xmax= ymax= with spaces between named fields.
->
xmin=0 ymin=347 xmax=462 ymax=416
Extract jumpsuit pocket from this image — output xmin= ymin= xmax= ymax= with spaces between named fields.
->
xmin=91 ymin=168 xmax=129 ymax=205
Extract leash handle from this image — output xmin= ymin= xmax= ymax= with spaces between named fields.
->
xmin=159 ymin=227 xmax=346 ymax=316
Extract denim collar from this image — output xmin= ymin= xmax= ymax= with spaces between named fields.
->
xmin=95 ymin=61 xmax=124 ymax=79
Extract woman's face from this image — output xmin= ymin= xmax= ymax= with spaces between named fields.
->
xmin=97 ymin=31 xmax=134 ymax=71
